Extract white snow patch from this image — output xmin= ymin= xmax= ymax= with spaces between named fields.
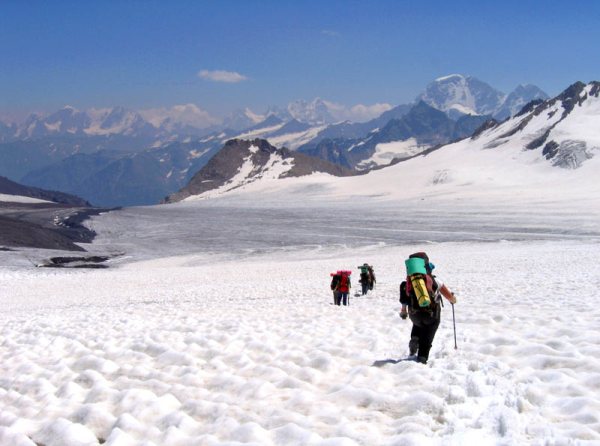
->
xmin=356 ymin=138 xmax=429 ymax=169
xmin=0 ymin=194 xmax=53 ymax=204
xmin=448 ymin=103 xmax=478 ymax=116
xmin=435 ymin=74 xmax=464 ymax=82
xmin=189 ymin=148 xmax=211 ymax=159
xmin=267 ymin=125 xmax=328 ymax=150
xmin=233 ymin=123 xmax=285 ymax=141
xmin=43 ymin=121 xmax=61 ymax=132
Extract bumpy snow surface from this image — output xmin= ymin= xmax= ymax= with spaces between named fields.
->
xmin=1 ymin=197 xmax=600 ymax=445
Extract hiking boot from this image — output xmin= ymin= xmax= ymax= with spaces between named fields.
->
xmin=409 ymin=336 xmax=419 ymax=356
xmin=416 ymin=356 xmax=428 ymax=364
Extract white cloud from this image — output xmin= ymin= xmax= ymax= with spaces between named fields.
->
xmin=198 ymin=69 xmax=248 ymax=83
xmin=140 ymin=104 xmax=221 ymax=129
xmin=323 ymin=100 xmax=393 ymax=123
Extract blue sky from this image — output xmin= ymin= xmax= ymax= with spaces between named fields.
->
xmin=1 ymin=0 xmax=599 ymax=121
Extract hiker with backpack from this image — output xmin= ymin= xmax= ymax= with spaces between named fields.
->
xmin=367 ymin=264 xmax=376 ymax=290
xmin=332 ymin=270 xmax=352 ymax=305
xmin=330 ymin=272 xmax=341 ymax=305
xmin=358 ymin=264 xmax=370 ymax=295
xmin=399 ymin=252 xmax=456 ymax=364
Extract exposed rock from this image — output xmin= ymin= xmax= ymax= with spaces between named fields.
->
xmin=164 ymin=139 xmax=354 ymax=202
xmin=550 ymin=140 xmax=592 ymax=169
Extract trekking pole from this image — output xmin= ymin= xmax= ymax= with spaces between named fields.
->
xmin=451 ymin=303 xmax=457 ymax=349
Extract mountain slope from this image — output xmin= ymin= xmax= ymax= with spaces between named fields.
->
xmin=164 ymin=139 xmax=354 ymax=202
xmin=0 ymin=175 xmax=90 ymax=206
xmin=476 ymin=81 xmax=600 ymax=168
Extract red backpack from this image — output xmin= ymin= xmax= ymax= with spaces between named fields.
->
xmin=338 ymin=272 xmax=350 ymax=293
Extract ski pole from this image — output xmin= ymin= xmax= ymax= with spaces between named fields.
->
xmin=451 ymin=303 xmax=457 ymax=349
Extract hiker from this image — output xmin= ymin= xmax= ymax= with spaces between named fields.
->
xmin=367 ymin=264 xmax=376 ymax=290
xmin=358 ymin=264 xmax=370 ymax=295
xmin=399 ymin=252 xmax=456 ymax=364
xmin=335 ymin=270 xmax=351 ymax=306
xmin=330 ymin=272 xmax=341 ymax=305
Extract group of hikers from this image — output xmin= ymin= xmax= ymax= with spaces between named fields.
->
xmin=329 ymin=263 xmax=376 ymax=306
xmin=329 ymin=252 xmax=457 ymax=364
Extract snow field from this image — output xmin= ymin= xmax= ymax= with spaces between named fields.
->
xmin=1 ymin=240 xmax=600 ymax=445
xmin=0 ymin=194 xmax=52 ymax=204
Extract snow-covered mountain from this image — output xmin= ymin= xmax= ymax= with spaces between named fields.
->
xmin=297 ymin=101 xmax=489 ymax=170
xmin=218 ymin=98 xmax=368 ymax=133
xmin=86 ymin=106 xmax=157 ymax=137
xmin=7 ymin=105 xmax=216 ymax=142
xmin=164 ymin=101 xmax=490 ymax=202
xmin=417 ymin=74 xmax=549 ymax=120
xmin=226 ymin=115 xmax=328 ymax=152
xmin=220 ymin=103 xmax=414 ymax=159
xmin=472 ymin=81 xmax=600 ymax=169
xmin=165 ymin=139 xmax=354 ymax=202
xmin=172 ymin=81 xmax=599 ymax=204
xmin=286 ymin=98 xmax=338 ymax=125
xmin=221 ymin=108 xmax=267 ymax=131
xmin=492 ymin=84 xmax=549 ymax=121
xmin=418 ymin=74 xmax=505 ymax=118
xmin=139 ymin=104 xmax=220 ymax=136
xmin=0 ymin=76 xmax=558 ymax=207
xmin=232 ymin=97 xmax=379 ymax=129
xmin=170 ymin=76 xmax=547 ymax=172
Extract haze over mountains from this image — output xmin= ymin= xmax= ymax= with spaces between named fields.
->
xmin=0 ymin=75 xmax=555 ymax=206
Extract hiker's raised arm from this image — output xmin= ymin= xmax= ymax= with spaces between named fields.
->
xmin=440 ymin=284 xmax=457 ymax=304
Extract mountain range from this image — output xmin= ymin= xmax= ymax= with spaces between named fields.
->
xmin=166 ymin=81 xmax=599 ymax=203
xmin=2 ymin=79 xmax=596 ymax=253
xmin=0 ymin=75 xmax=551 ymax=206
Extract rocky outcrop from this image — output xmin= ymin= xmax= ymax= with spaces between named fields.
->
xmin=164 ymin=139 xmax=354 ymax=202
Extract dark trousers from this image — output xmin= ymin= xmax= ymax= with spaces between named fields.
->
xmin=338 ymin=292 xmax=348 ymax=306
xmin=361 ymin=282 xmax=368 ymax=295
xmin=409 ymin=317 xmax=440 ymax=361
